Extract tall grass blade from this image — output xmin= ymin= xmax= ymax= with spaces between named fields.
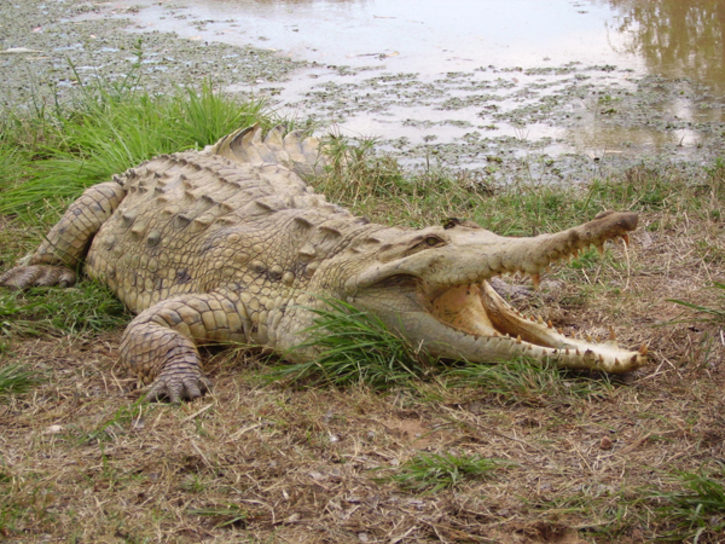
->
xmin=668 ymin=282 xmax=725 ymax=323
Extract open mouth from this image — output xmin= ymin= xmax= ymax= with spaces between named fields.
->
xmin=430 ymin=281 xmax=557 ymax=345
xmin=354 ymin=211 xmax=645 ymax=373
xmin=425 ymin=278 xmax=647 ymax=373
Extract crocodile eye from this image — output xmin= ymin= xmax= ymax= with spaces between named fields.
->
xmin=409 ymin=235 xmax=445 ymax=255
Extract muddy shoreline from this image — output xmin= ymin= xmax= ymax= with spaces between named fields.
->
xmin=2 ymin=0 xmax=724 ymax=185
xmin=0 ymin=1 xmax=300 ymax=109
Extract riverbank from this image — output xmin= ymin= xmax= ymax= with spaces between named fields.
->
xmin=0 ymin=0 xmax=299 ymax=110
xmin=1 ymin=2 xmax=725 ymax=543
xmin=3 ymin=0 xmax=725 ymax=185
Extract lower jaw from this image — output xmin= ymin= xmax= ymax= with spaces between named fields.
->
xmin=420 ymin=281 xmax=644 ymax=373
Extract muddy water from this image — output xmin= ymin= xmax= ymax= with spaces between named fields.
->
xmin=78 ymin=0 xmax=725 ymax=175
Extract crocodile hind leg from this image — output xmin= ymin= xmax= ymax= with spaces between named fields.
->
xmin=120 ymin=289 xmax=251 ymax=403
xmin=0 ymin=182 xmax=126 ymax=289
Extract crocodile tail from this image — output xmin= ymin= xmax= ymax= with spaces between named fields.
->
xmin=209 ymin=124 xmax=325 ymax=177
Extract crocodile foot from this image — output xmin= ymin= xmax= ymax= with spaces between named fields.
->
xmin=142 ymin=362 xmax=213 ymax=404
xmin=0 ymin=265 xmax=76 ymax=289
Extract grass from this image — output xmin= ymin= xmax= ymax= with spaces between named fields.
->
xmin=669 ymin=282 xmax=725 ymax=323
xmin=266 ymin=298 xmax=435 ymax=389
xmin=2 ymin=71 xmax=725 ymax=542
xmin=0 ymin=68 xmax=267 ymax=218
xmin=0 ymin=283 xmax=128 ymax=338
xmin=651 ymin=465 xmax=725 ymax=542
xmin=386 ymin=451 xmax=509 ymax=493
xmin=79 ymin=401 xmax=148 ymax=445
xmin=316 ymin=132 xmax=725 ymax=245
xmin=0 ymin=363 xmax=40 ymax=397
xmin=317 ymin=133 xmax=491 ymax=226
xmin=443 ymin=357 xmax=615 ymax=406
xmin=187 ymin=505 xmax=249 ymax=529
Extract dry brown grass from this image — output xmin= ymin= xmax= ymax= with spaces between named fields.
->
xmin=2 ymin=165 xmax=725 ymax=543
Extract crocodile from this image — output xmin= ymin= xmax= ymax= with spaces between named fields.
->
xmin=0 ymin=125 xmax=646 ymax=402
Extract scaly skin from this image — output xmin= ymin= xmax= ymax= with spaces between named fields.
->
xmin=0 ymin=125 xmax=646 ymax=402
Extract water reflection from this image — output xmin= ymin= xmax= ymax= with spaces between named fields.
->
xmin=604 ymin=0 xmax=725 ymax=92
xmin=80 ymin=0 xmax=725 ymax=164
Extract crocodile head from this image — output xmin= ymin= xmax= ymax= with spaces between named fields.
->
xmin=337 ymin=211 xmax=645 ymax=373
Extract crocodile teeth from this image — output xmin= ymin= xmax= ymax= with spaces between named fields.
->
xmin=622 ymin=234 xmax=630 ymax=246
xmin=530 ymin=272 xmax=540 ymax=289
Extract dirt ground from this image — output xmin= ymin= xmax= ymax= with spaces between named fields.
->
xmin=2 ymin=201 xmax=725 ymax=543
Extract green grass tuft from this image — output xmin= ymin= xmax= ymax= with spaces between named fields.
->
xmin=652 ymin=465 xmax=725 ymax=542
xmin=172 ymin=82 xmax=268 ymax=150
xmin=266 ymin=298 xmax=435 ymax=389
xmin=0 ymin=364 xmax=41 ymax=397
xmin=0 ymin=283 xmax=128 ymax=338
xmin=0 ymin=74 xmax=267 ymax=218
xmin=387 ymin=452 xmax=508 ymax=493
xmin=188 ymin=506 xmax=248 ymax=529
xmin=443 ymin=356 xmax=614 ymax=406
xmin=318 ymin=135 xmax=409 ymax=203
xmin=315 ymin=134 xmax=489 ymax=226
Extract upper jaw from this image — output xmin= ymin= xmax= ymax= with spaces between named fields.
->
xmin=349 ymin=211 xmax=639 ymax=294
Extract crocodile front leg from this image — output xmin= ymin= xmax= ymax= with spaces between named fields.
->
xmin=0 ymin=182 xmax=126 ymax=289
xmin=120 ymin=290 xmax=251 ymax=403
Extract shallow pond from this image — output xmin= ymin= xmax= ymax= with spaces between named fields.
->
xmin=78 ymin=0 xmax=725 ymax=174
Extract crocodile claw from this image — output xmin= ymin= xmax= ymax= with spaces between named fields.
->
xmin=143 ymin=366 xmax=213 ymax=404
